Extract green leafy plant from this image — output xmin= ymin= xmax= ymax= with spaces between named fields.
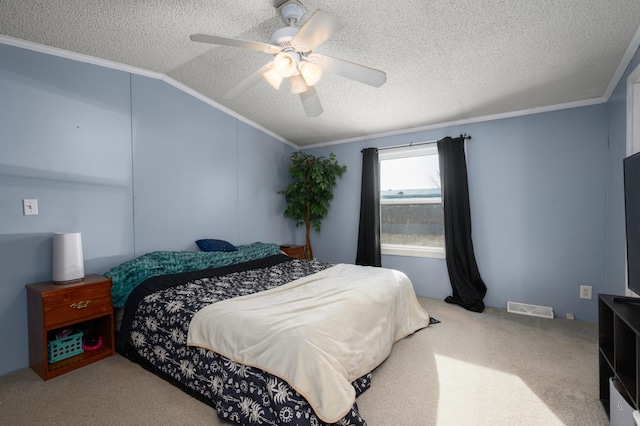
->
xmin=280 ymin=151 xmax=347 ymax=259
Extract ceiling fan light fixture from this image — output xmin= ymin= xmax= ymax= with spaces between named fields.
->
xmin=263 ymin=68 xmax=283 ymax=90
xmin=274 ymin=51 xmax=298 ymax=77
xmin=190 ymin=4 xmax=385 ymax=116
xmin=299 ymin=61 xmax=322 ymax=86
xmin=290 ymin=74 xmax=309 ymax=94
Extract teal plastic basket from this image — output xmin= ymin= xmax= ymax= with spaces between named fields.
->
xmin=48 ymin=330 xmax=83 ymax=363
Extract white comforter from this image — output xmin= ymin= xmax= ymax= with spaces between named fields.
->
xmin=187 ymin=263 xmax=430 ymax=423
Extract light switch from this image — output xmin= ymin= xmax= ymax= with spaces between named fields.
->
xmin=23 ymin=199 xmax=38 ymax=216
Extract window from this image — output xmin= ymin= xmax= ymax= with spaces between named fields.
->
xmin=379 ymin=144 xmax=445 ymax=258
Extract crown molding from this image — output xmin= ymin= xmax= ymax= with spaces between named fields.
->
xmin=604 ymin=23 xmax=640 ymax=101
xmin=303 ymin=23 xmax=640 ymax=150
xmin=0 ymin=35 xmax=294 ymax=148
xmin=3 ymin=27 xmax=638 ymax=152
xmin=302 ymin=96 xmax=607 ymax=150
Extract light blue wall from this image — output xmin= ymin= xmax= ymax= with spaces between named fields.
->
xmin=2 ymin=37 xmax=638 ymax=377
xmin=131 ymin=75 xmax=241 ymax=253
xmin=237 ymin=122 xmax=297 ymax=244
xmin=130 ymin=76 xmax=294 ymax=254
xmin=304 ymin=105 xmax=609 ymax=322
xmin=606 ymin=46 xmax=640 ymax=296
xmin=0 ymin=43 xmax=295 ymax=376
xmin=0 ymin=43 xmax=134 ymax=375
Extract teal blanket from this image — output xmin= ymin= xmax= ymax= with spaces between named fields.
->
xmin=105 ymin=242 xmax=282 ymax=308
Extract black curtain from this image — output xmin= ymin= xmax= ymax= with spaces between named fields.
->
xmin=437 ymin=136 xmax=487 ymax=312
xmin=356 ymin=148 xmax=381 ymax=266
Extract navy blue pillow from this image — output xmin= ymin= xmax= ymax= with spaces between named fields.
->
xmin=196 ymin=239 xmax=237 ymax=252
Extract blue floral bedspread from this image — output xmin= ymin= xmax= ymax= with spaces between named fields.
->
xmin=117 ymin=254 xmax=371 ymax=426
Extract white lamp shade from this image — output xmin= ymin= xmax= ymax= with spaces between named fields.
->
xmin=290 ymin=74 xmax=309 ymax=94
xmin=299 ymin=61 xmax=322 ymax=86
xmin=273 ymin=52 xmax=298 ymax=77
xmin=263 ymin=68 xmax=284 ymax=90
xmin=52 ymin=232 xmax=85 ymax=283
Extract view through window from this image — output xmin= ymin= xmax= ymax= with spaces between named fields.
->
xmin=379 ymin=144 xmax=445 ymax=258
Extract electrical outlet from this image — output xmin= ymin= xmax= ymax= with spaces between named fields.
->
xmin=580 ymin=285 xmax=592 ymax=300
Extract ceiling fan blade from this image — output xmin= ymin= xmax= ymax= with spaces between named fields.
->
xmin=190 ymin=33 xmax=281 ymax=54
xmin=291 ymin=10 xmax=343 ymax=52
xmin=313 ymin=54 xmax=386 ymax=87
xmin=223 ymin=62 xmax=274 ymax=100
xmin=299 ymin=86 xmax=323 ymax=117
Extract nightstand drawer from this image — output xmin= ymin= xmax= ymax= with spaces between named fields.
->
xmin=42 ymin=285 xmax=112 ymax=327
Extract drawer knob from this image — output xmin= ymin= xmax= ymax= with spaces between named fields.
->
xmin=70 ymin=300 xmax=92 ymax=309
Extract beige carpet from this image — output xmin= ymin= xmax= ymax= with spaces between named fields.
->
xmin=0 ymin=297 xmax=608 ymax=425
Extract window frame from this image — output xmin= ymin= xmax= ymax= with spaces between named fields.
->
xmin=379 ymin=144 xmax=446 ymax=259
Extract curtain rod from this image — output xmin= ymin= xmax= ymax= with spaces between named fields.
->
xmin=367 ymin=134 xmax=471 ymax=152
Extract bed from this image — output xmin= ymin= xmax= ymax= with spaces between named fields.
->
xmin=106 ymin=242 xmax=430 ymax=425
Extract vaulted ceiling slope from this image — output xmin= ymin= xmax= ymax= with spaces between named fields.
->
xmin=2 ymin=1 xmax=640 ymax=147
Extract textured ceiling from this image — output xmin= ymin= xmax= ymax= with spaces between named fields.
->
xmin=2 ymin=1 xmax=640 ymax=146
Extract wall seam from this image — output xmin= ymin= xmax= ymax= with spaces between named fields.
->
xmin=130 ymin=73 xmax=137 ymax=257
xmin=236 ymin=118 xmax=241 ymax=243
xmin=604 ymin=100 xmax=611 ymax=294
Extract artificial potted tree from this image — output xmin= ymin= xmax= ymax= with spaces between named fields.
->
xmin=280 ymin=151 xmax=347 ymax=260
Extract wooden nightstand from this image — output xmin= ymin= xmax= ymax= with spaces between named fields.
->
xmin=26 ymin=274 xmax=115 ymax=380
xmin=280 ymin=244 xmax=306 ymax=260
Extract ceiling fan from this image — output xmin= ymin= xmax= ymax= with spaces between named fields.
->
xmin=190 ymin=0 xmax=386 ymax=117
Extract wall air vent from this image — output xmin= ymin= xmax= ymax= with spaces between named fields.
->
xmin=507 ymin=301 xmax=554 ymax=319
